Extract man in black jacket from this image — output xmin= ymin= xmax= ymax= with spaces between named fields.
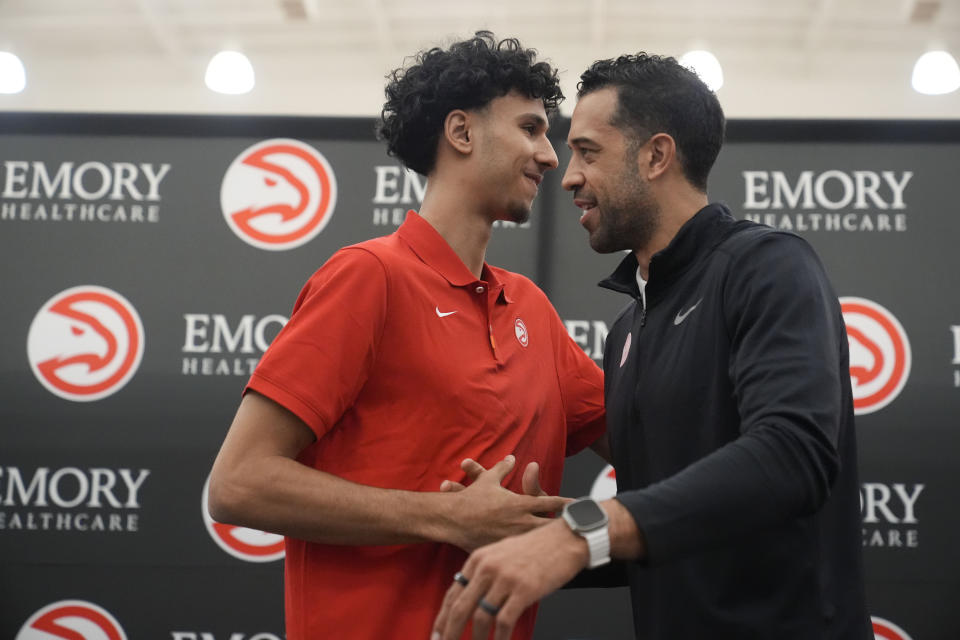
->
xmin=433 ymin=53 xmax=871 ymax=640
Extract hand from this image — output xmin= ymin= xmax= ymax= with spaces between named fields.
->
xmin=437 ymin=455 xmax=567 ymax=552
xmin=431 ymin=519 xmax=589 ymax=640
xmin=440 ymin=458 xmax=547 ymax=498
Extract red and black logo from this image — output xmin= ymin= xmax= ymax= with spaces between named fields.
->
xmin=589 ymin=464 xmax=617 ymax=502
xmin=16 ymin=600 xmax=127 ymax=640
xmin=201 ymin=475 xmax=284 ymax=562
xmin=27 ymin=286 xmax=144 ymax=402
xmin=871 ymin=616 xmax=913 ymax=640
xmin=221 ymin=138 xmax=337 ymax=250
xmin=841 ymin=297 xmax=911 ymax=415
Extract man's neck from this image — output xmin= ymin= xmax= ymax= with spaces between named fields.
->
xmin=633 ymin=189 xmax=709 ymax=280
xmin=418 ymin=183 xmax=492 ymax=279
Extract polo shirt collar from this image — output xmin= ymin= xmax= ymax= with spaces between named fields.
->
xmin=397 ymin=210 xmax=513 ymax=303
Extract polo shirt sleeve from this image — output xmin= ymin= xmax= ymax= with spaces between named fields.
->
xmin=615 ymin=232 xmax=845 ymax=563
xmin=549 ymin=308 xmax=606 ymax=456
xmin=245 ymin=247 xmax=388 ymax=438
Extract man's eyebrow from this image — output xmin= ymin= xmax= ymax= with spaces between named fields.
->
xmin=519 ymin=113 xmax=549 ymax=130
xmin=567 ymin=136 xmax=598 ymax=149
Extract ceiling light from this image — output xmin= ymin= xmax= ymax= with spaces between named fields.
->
xmin=205 ymin=51 xmax=255 ymax=95
xmin=0 ymin=51 xmax=26 ymax=94
xmin=911 ymin=50 xmax=960 ymax=95
xmin=679 ymin=50 xmax=723 ymax=91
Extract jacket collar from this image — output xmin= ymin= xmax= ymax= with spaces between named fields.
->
xmin=599 ymin=203 xmax=737 ymax=301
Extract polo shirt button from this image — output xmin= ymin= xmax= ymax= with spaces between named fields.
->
xmin=475 ymin=286 xmax=485 ymax=294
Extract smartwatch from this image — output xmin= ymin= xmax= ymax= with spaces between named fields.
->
xmin=561 ymin=498 xmax=610 ymax=568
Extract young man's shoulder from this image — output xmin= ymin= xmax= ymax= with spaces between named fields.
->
xmin=485 ymin=264 xmax=544 ymax=296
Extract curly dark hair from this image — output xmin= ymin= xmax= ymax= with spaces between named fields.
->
xmin=578 ymin=53 xmax=724 ymax=192
xmin=377 ymin=31 xmax=563 ymax=176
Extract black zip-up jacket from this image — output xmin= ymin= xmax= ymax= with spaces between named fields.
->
xmin=600 ymin=203 xmax=871 ymax=639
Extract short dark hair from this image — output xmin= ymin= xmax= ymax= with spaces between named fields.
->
xmin=577 ymin=53 xmax=725 ymax=192
xmin=377 ymin=31 xmax=563 ymax=176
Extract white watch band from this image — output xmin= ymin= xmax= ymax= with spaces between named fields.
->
xmin=583 ymin=525 xmax=611 ymax=568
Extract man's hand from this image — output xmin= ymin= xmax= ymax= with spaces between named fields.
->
xmin=431 ymin=518 xmax=589 ymax=640
xmin=437 ymin=455 xmax=567 ymax=552
xmin=440 ymin=458 xmax=547 ymax=497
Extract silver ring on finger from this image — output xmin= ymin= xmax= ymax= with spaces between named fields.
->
xmin=478 ymin=598 xmax=501 ymax=616
xmin=453 ymin=571 xmax=469 ymax=587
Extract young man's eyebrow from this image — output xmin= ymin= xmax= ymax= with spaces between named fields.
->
xmin=518 ymin=113 xmax=549 ymax=130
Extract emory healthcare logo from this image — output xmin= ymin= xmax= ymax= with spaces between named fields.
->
xmin=16 ymin=600 xmax=127 ymax=640
xmin=27 ymin=286 xmax=144 ymax=402
xmin=840 ymin=297 xmax=911 ymax=415
xmin=201 ymin=476 xmax=284 ymax=562
xmin=872 ymin=616 xmax=913 ymax=640
xmin=221 ymin=138 xmax=337 ymax=250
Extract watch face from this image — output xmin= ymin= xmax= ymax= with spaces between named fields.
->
xmin=567 ymin=499 xmax=607 ymax=528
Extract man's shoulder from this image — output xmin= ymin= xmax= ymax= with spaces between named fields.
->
xmin=486 ymin=264 xmax=545 ymax=298
xmin=321 ymin=232 xmax=409 ymax=270
xmin=719 ymin=219 xmax=811 ymax=255
xmin=341 ymin=231 xmax=405 ymax=258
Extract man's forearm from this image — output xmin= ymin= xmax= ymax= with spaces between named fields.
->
xmin=209 ymin=454 xmax=566 ymax=551
xmin=602 ymin=497 xmax=646 ymax=560
xmin=210 ymin=455 xmax=467 ymax=545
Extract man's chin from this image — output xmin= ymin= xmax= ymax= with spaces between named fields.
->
xmin=588 ymin=231 xmax=621 ymax=254
xmin=505 ymin=204 xmax=531 ymax=225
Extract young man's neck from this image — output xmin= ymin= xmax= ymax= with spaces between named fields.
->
xmin=418 ymin=183 xmax=493 ymax=279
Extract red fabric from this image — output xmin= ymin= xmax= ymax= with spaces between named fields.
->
xmin=247 ymin=211 xmax=605 ymax=640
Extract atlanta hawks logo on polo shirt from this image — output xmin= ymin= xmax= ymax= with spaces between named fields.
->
xmin=16 ymin=600 xmax=127 ymax=640
xmin=221 ymin=138 xmax=337 ymax=251
xmin=840 ymin=297 xmax=911 ymax=415
xmin=201 ymin=475 xmax=284 ymax=562
xmin=871 ymin=616 xmax=913 ymax=640
xmin=514 ymin=318 xmax=529 ymax=347
xmin=27 ymin=286 xmax=144 ymax=402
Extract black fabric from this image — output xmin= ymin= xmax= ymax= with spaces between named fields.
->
xmin=599 ymin=203 xmax=871 ymax=639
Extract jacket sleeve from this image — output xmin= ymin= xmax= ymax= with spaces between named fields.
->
xmin=614 ymin=232 xmax=846 ymax=564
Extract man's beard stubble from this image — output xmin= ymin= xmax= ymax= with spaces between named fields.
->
xmin=589 ymin=168 xmax=660 ymax=254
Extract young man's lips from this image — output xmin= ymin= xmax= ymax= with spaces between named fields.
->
xmin=524 ymin=173 xmax=543 ymax=186
xmin=573 ymin=198 xmax=597 ymax=210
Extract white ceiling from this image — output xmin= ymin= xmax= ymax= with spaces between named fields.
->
xmin=0 ymin=0 xmax=958 ymax=118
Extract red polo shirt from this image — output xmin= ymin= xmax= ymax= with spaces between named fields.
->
xmin=247 ymin=211 xmax=605 ymax=640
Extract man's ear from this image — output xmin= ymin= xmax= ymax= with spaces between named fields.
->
xmin=643 ymin=133 xmax=677 ymax=181
xmin=444 ymin=110 xmax=473 ymax=156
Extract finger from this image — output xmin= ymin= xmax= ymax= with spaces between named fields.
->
xmin=472 ymin=582 xmax=509 ymax=640
xmin=432 ymin=577 xmax=463 ymax=639
xmin=471 ymin=602 xmax=492 ymax=640
xmin=485 ymin=454 xmax=516 ymax=485
xmin=521 ymin=461 xmax=545 ymax=496
xmin=460 ymin=458 xmax=487 ymax=481
xmin=440 ymin=480 xmax=467 ymax=492
xmin=492 ymin=595 xmax=522 ymax=640
xmin=442 ymin=565 xmax=490 ymax=640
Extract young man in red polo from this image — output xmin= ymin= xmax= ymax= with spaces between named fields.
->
xmin=208 ymin=32 xmax=607 ymax=640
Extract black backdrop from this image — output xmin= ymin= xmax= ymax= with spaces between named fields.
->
xmin=1 ymin=113 xmax=957 ymax=640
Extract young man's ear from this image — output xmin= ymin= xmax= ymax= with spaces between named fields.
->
xmin=444 ymin=110 xmax=473 ymax=155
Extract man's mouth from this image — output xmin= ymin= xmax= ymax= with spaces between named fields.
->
xmin=573 ymin=198 xmax=597 ymax=211
xmin=524 ymin=172 xmax=543 ymax=187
